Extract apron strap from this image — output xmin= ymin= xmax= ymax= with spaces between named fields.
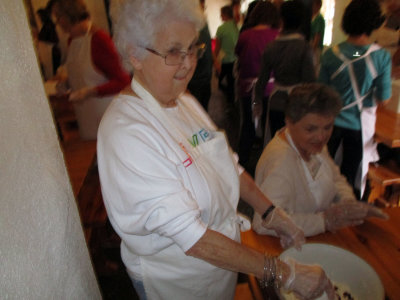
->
xmin=331 ymin=44 xmax=380 ymax=81
xmin=275 ymin=32 xmax=304 ymax=41
xmin=131 ymin=78 xmax=198 ymax=161
xmin=331 ymin=44 xmax=380 ymax=111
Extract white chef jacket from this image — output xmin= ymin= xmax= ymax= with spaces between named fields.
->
xmin=253 ymin=129 xmax=355 ymax=237
xmin=97 ymin=82 xmax=245 ymax=300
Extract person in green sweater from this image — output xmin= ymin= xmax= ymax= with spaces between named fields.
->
xmin=213 ymin=5 xmax=239 ymax=104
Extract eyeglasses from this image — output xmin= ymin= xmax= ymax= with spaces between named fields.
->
xmin=144 ymin=43 xmax=206 ymax=66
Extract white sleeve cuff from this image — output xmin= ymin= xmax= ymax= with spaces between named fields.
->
xmin=173 ymin=218 xmax=208 ymax=252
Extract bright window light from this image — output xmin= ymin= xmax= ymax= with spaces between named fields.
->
xmin=321 ymin=0 xmax=335 ymax=46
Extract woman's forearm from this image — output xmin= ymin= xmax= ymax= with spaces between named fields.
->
xmin=185 ymin=173 xmax=288 ymax=281
xmin=185 ymin=228 xmax=265 ymax=279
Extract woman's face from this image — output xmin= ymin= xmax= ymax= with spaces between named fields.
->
xmin=132 ymin=20 xmax=198 ymax=107
xmin=286 ymin=112 xmax=335 ymax=159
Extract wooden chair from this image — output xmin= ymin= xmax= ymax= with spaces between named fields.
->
xmin=234 ymin=281 xmax=255 ymax=300
xmin=233 ymin=275 xmax=264 ymax=300
xmin=248 ymin=275 xmax=265 ymax=300
xmin=368 ymin=161 xmax=400 ymax=207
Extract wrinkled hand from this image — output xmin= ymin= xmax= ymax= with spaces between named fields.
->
xmin=55 ymin=80 xmax=70 ymax=96
xmin=280 ymin=258 xmax=335 ymax=300
xmin=69 ymin=87 xmax=94 ymax=102
xmin=262 ymin=207 xmax=305 ymax=250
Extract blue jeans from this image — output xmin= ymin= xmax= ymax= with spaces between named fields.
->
xmin=131 ymin=277 xmax=147 ymax=300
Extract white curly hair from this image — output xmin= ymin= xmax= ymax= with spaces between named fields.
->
xmin=110 ymin=0 xmax=205 ymax=70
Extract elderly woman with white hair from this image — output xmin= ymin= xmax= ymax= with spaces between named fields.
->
xmin=97 ymin=1 xmax=335 ymax=299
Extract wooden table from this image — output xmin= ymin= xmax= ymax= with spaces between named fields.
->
xmin=375 ymin=106 xmax=400 ymax=148
xmin=369 ymin=107 xmax=400 ymax=206
xmin=241 ymin=207 xmax=400 ymax=300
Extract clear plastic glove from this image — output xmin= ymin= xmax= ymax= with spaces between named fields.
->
xmin=324 ymin=202 xmax=367 ymax=232
xmin=324 ymin=202 xmax=389 ymax=232
xmin=262 ymin=207 xmax=305 ymax=250
xmin=279 ymin=258 xmax=335 ymax=300
xmin=364 ymin=203 xmax=389 ymax=220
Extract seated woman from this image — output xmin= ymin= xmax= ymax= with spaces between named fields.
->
xmin=253 ymin=83 xmax=388 ymax=237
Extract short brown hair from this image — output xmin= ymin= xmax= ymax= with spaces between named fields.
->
xmin=285 ymin=83 xmax=342 ymax=123
xmin=221 ymin=5 xmax=234 ymax=19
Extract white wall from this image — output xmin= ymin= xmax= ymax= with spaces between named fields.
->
xmin=0 ymin=1 xmax=101 ymax=298
xmin=330 ymin=0 xmax=351 ymax=46
xmin=205 ymin=0 xmax=230 ymax=37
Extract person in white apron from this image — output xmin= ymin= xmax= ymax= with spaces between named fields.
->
xmin=319 ymin=0 xmax=391 ymax=200
xmin=52 ymin=0 xmax=130 ymax=140
xmin=96 ymin=1 xmax=337 ymax=299
xmin=252 ymin=83 xmax=387 ymax=238
xmin=253 ymin=0 xmax=316 ymax=146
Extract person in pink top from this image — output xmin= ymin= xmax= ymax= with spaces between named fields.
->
xmin=235 ymin=1 xmax=280 ymax=169
xmin=52 ymin=0 xmax=130 ymax=140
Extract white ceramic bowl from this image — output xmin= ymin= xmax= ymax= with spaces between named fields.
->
xmin=279 ymin=243 xmax=384 ymax=300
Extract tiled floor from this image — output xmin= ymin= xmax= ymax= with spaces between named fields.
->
xmin=58 ymin=75 xmax=263 ymax=299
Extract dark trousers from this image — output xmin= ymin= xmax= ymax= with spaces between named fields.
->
xmin=268 ymin=90 xmax=289 ymax=139
xmin=269 ymin=109 xmax=286 ymax=139
xmin=218 ymin=62 xmax=235 ymax=103
xmin=188 ymin=78 xmax=211 ymax=111
xmin=328 ymin=126 xmax=363 ymax=199
xmin=238 ymin=96 xmax=267 ymax=165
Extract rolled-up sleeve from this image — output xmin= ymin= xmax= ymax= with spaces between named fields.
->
xmin=98 ymin=123 xmax=207 ymax=254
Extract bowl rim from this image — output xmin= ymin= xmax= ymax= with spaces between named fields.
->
xmin=279 ymin=242 xmax=384 ymax=300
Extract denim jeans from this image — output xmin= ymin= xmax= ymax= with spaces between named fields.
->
xmin=131 ymin=277 xmax=147 ymax=300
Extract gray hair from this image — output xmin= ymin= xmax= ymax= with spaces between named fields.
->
xmin=285 ymin=83 xmax=342 ymax=123
xmin=110 ymin=0 xmax=205 ymax=70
